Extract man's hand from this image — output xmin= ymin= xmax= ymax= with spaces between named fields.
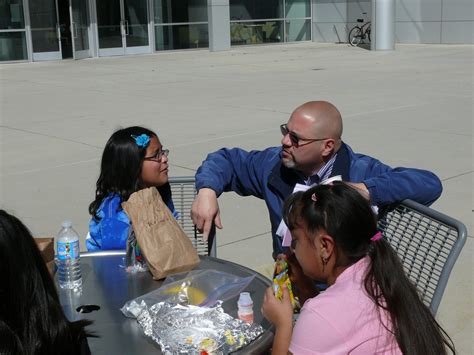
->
xmin=346 ymin=182 xmax=370 ymax=201
xmin=191 ymin=188 xmax=223 ymax=241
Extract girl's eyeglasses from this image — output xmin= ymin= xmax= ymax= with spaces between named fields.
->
xmin=144 ymin=149 xmax=169 ymax=162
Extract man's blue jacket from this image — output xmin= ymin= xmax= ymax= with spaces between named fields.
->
xmin=195 ymin=143 xmax=442 ymax=256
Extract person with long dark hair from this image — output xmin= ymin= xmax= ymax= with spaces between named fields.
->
xmin=0 ymin=210 xmax=93 ymax=354
xmin=87 ymin=126 xmax=177 ymax=251
xmin=261 ymin=182 xmax=455 ymax=354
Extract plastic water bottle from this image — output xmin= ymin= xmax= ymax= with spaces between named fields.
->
xmin=57 ymin=220 xmax=82 ymax=290
xmin=237 ymin=292 xmax=254 ymax=324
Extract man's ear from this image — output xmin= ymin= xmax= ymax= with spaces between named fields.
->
xmin=322 ymin=139 xmax=335 ymax=157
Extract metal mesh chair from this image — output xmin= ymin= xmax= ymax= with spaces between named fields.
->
xmin=378 ymin=199 xmax=467 ymax=315
xmin=169 ymin=176 xmax=216 ymax=257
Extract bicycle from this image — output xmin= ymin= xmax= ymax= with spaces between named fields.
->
xmin=348 ymin=18 xmax=371 ymax=46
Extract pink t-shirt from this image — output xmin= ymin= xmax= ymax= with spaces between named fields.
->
xmin=289 ymin=257 xmax=402 ymax=355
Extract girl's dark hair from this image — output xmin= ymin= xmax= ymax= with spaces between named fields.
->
xmin=283 ymin=182 xmax=455 ymax=355
xmin=0 ymin=210 xmax=93 ymax=354
xmin=89 ymin=126 xmax=157 ymax=218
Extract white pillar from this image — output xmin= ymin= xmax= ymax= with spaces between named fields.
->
xmin=371 ymin=0 xmax=395 ymax=51
xmin=208 ymin=0 xmax=230 ymax=52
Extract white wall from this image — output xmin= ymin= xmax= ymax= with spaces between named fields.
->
xmin=312 ymin=0 xmax=473 ymax=44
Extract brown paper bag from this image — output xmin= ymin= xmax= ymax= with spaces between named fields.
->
xmin=34 ymin=237 xmax=56 ymax=276
xmin=122 ymin=187 xmax=200 ymax=280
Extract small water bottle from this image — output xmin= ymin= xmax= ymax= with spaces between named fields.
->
xmin=56 ymin=220 xmax=82 ymax=290
xmin=237 ymin=292 xmax=254 ymax=324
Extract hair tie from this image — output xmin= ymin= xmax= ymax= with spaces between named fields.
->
xmin=131 ymin=134 xmax=150 ymax=148
xmin=370 ymin=231 xmax=382 ymax=242
xmin=311 ymin=193 xmax=317 ymax=202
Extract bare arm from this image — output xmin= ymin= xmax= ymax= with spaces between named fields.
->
xmin=261 ymin=286 xmax=294 ymax=355
xmin=346 ymin=182 xmax=370 ymax=201
xmin=191 ymin=188 xmax=222 ymax=241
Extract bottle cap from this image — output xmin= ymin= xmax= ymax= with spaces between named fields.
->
xmin=61 ymin=220 xmax=73 ymax=228
xmin=238 ymin=292 xmax=253 ymax=306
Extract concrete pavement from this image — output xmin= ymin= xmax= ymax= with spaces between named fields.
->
xmin=1 ymin=42 xmax=472 ymax=353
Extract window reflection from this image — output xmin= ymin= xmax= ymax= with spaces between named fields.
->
xmin=156 ymin=24 xmax=208 ymax=50
xmin=230 ymin=0 xmax=311 ymax=45
xmin=154 ymin=0 xmax=208 ymax=50
xmin=0 ymin=0 xmax=27 ymax=61
xmin=155 ymin=0 xmax=208 ymax=23
xmin=0 ymin=32 xmax=27 ymax=61
xmin=231 ymin=21 xmax=283 ymax=45
xmin=285 ymin=0 xmax=310 ymax=18
xmin=230 ymin=0 xmax=283 ymax=20
xmin=0 ymin=0 xmax=25 ymax=29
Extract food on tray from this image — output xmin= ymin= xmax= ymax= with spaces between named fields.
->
xmin=162 ymin=285 xmax=206 ymax=305
xmin=199 ymin=337 xmax=219 ymax=354
xmin=224 ymin=330 xmax=236 ymax=346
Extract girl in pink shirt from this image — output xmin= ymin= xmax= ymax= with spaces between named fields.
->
xmin=262 ymin=182 xmax=455 ymax=355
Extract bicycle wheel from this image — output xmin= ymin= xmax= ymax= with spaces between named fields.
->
xmin=349 ymin=27 xmax=363 ymax=46
xmin=367 ymin=24 xmax=371 ymax=42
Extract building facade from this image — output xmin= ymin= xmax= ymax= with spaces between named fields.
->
xmin=1 ymin=0 xmax=472 ymax=63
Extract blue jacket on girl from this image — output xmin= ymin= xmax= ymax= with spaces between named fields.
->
xmin=87 ymin=184 xmax=178 ymax=251
xmin=195 ymin=142 xmax=442 ymax=256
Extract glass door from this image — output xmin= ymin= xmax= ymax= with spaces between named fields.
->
xmin=123 ymin=0 xmax=149 ymax=54
xmin=29 ymin=0 xmax=62 ymax=60
xmin=97 ymin=0 xmax=123 ymax=55
xmin=69 ymin=0 xmax=90 ymax=59
xmin=97 ymin=0 xmax=150 ymax=56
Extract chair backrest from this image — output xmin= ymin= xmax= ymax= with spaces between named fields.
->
xmin=168 ymin=176 xmax=216 ymax=257
xmin=378 ymin=199 xmax=467 ymax=315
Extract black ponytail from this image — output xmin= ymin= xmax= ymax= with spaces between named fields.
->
xmin=366 ymin=239 xmax=455 ymax=354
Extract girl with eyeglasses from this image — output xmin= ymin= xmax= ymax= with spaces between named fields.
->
xmin=262 ymin=182 xmax=455 ymax=354
xmin=87 ymin=126 xmax=176 ymax=251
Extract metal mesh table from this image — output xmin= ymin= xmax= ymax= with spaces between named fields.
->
xmin=58 ymin=252 xmax=273 ymax=354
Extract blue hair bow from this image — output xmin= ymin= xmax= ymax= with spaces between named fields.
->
xmin=131 ymin=134 xmax=150 ymax=148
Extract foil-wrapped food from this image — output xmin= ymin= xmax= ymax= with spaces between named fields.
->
xmin=137 ymin=301 xmax=264 ymax=354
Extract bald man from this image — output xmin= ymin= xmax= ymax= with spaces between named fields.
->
xmin=192 ymin=101 xmax=442 ymax=257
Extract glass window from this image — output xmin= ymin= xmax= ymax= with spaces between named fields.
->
xmin=29 ymin=0 xmax=60 ymax=52
xmin=286 ymin=19 xmax=310 ymax=42
xmin=155 ymin=0 xmax=208 ymax=24
xmin=155 ymin=24 xmax=208 ymax=50
xmin=285 ymin=0 xmax=310 ymax=18
xmin=31 ymin=29 xmax=59 ymax=52
xmin=0 ymin=0 xmax=25 ymax=29
xmin=230 ymin=0 xmax=283 ymax=21
xmin=71 ymin=0 xmax=90 ymax=51
xmin=231 ymin=20 xmax=283 ymax=45
xmin=230 ymin=0 xmax=310 ymax=46
xmin=124 ymin=0 xmax=149 ymax=47
xmin=0 ymin=32 xmax=27 ymax=61
xmin=97 ymin=0 xmax=122 ymax=49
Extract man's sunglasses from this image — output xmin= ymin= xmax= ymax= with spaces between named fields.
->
xmin=280 ymin=124 xmax=329 ymax=147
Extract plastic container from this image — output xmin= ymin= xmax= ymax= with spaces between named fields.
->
xmin=56 ymin=220 xmax=82 ymax=290
xmin=237 ymin=292 xmax=254 ymax=324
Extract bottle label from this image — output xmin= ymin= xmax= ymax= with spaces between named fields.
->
xmin=57 ymin=240 xmax=80 ymax=261
xmin=238 ymin=311 xmax=254 ymax=324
